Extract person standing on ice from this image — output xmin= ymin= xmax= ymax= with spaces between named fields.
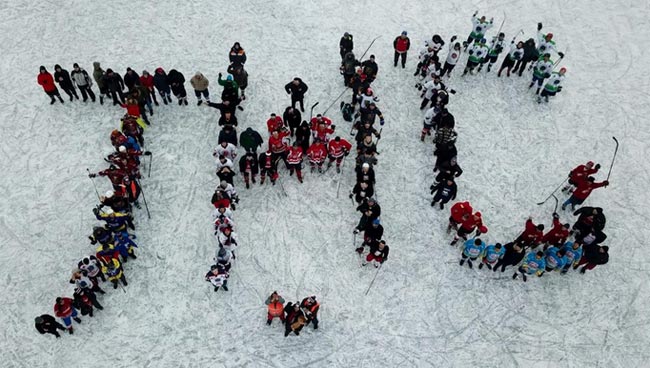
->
xmin=103 ymin=68 xmax=126 ymax=105
xmin=361 ymin=54 xmax=379 ymax=84
xmin=300 ymin=296 xmax=321 ymax=330
xmin=354 ymin=197 xmax=381 ymax=233
xmin=37 ymin=66 xmax=64 ymax=104
xmin=459 ymin=238 xmax=485 ymax=269
xmin=562 ymin=161 xmax=600 ymax=194
xmin=139 ymin=70 xmax=159 ymax=106
xmin=535 ymin=23 xmax=564 ymax=59
xmin=217 ymin=225 xmax=239 ymax=259
xmin=70 ymin=63 xmax=96 ymax=102
xmin=561 ymin=177 xmax=609 ymax=211
xmin=238 ymin=151 xmax=259 ymax=189
xmin=205 ymin=264 xmax=229 ymax=292
xmin=478 ymin=243 xmax=505 ymax=270
xmin=341 ymin=52 xmax=360 ymax=86
xmin=478 ymin=32 xmax=506 ymax=73
xmin=561 ymin=241 xmax=583 ymax=273
xmin=265 ymin=292 xmax=286 ymax=325
xmin=285 ymin=77 xmax=308 ymax=112
xmin=327 ymin=136 xmax=352 ymax=173
xmin=464 ymin=11 xmax=493 ymax=49
xmin=419 ymin=74 xmax=446 ymax=109
xmin=463 ymin=38 xmax=489 ymax=76
xmin=497 ymin=38 xmax=524 ymax=77
xmin=351 ymin=180 xmax=374 ymax=204
xmin=538 ymin=67 xmax=566 ymax=103
xmin=528 ymin=53 xmax=554 ymax=95
xmin=543 ymin=246 xmax=568 ymax=274
xmin=356 ymin=218 xmax=383 ymax=254
xmin=229 ymin=42 xmax=247 ymax=65
xmin=153 ymin=67 xmax=173 ymax=105
xmin=283 ymin=302 xmax=306 ymax=337
xmin=430 ymin=178 xmax=457 ymax=209
xmin=35 ymin=314 xmax=66 ymax=338
xmin=339 ymin=32 xmax=354 ymax=60
xmin=541 ymin=213 xmax=571 ymax=250
xmin=190 ymin=72 xmax=210 ymax=106
xmin=492 ymin=241 xmax=526 ymax=273
xmin=514 ymin=217 xmax=545 ymax=249
xmin=92 ymin=62 xmax=107 ymax=104
xmin=511 ymin=38 xmax=538 ymax=77
xmin=362 ymin=240 xmax=389 ymax=268
xmin=286 ymin=142 xmax=304 ymax=183
xmin=440 ymin=36 xmax=462 ymax=78
xmin=513 ymin=251 xmax=546 ymax=282
xmin=393 ymin=31 xmax=411 ymax=68
xmin=450 ymin=212 xmax=487 ymax=246
xmin=54 ymin=64 xmax=79 ymax=101
xmin=53 ymin=297 xmax=82 ymax=334
xmin=168 ymin=69 xmax=188 ymax=105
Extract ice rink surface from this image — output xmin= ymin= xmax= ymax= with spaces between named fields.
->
xmin=1 ymin=0 xmax=649 ymax=367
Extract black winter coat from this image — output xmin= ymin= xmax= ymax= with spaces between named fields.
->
xmin=433 ymin=112 xmax=455 ymax=129
xmin=356 ymin=166 xmax=376 ymax=184
xmin=167 ymin=69 xmax=185 ymax=87
xmin=123 ymin=70 xmax=141 ymax=90
xmin=283 ymin=107 xmax=302 ymax=128
xmin=35 ymin=314 xmax=64 ymax=334
xmin=501 ymin=242 xmax=526 ymax=266
xmin=238 ymin=154 xmax=259 ymax=174
xmin=239 ymin=128 xmax=264 ymax=152
xmin=218 ymin=127 xmax=238 ymax=146
xmin=363 ymin=223 xmax=384 ymax=243
xmin=54 ymin=66 xmax=74 ymax=89
xmin=340 ymin=35 xmax=353 ymax=53
xmin=103 ymin=72 xmax=124 ymax=92
xmin=356 ymin=201 xmax=380 ymax=220
xmin=583 ymin=244 xmax=609 ymax=265
xmin=522 ymin=39 xmax=539 ymax=62
xmin=573 ymin=207 xmax=606 ymax=232
xmin=153 ymin=70 xmax=171 ymax=93
xmin=361 ymin=60 xmax=378 ymax=78
xmin=285 ymin=79 xmax=309 ymax=98
xmin=432 ymin=181 xmax=457 ymax=201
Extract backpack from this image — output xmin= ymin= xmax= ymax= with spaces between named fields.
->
xmin=340 ymin=101 xmax=354 ymax=122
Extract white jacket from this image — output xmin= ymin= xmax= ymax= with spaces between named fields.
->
xmin=215 ymin=157 xmax=234 ymax=171
xmin=214 ymin=143 xmax=237 ymax=160
xmin=422 ymin=80 xmax=444 ymax=100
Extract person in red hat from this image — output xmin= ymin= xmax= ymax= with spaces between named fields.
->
xmin=450 ymin=211 xmax=487 ymax=246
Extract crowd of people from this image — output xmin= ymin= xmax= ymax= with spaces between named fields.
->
xmin=35 ymin=70 xmax=154 ymax=337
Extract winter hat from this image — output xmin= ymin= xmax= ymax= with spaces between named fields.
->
xmin=344 ymin=32 xmax=350 ymax=37
xmin=226 ymin=75 xmax=233 ymax=81
xmin=372 ymin=218 xmax=381 ymax=226
xmin=142 ymin=70 xmax=149 ymax=75
xmin=54 ymin=64 xmax=61 ymax=70
xmin=93 ymin=61 xmax=100 ymax=68
xmin=106 ymin=68 xmax=114 ymax=74
xmin=73 ymin=63 xmax=79 ymax=68
xmin=370 ymin=54 xmax=375 ymax=59
xmin=401 ymin=30 xmax=407 ymax=36
xmin=35 ymin=316 xmax=43 ymax=324
xmin=559 ymin=67 xmax=567 ymax=74
xmin=39 ymin=65 xmax=46 ymax=72
xmin=126 ymin=67 xmax=132 ymax=72
xmin=195 ymin=71 xmax=202 ymax=77
xmin=362 ymin=163 xmax=370 ymax=169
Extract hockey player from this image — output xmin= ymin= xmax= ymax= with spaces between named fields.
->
xmin=215 ymin=155 xmax=236 ymax=185
xmin=561 ymin=177 xmax=609 ymax=211
xmin=53 ymin=297 xmax=81 ymax=334
xmin=536 ymin=23 xmax=564 ymax=58
xmin=341 ymin=52 xmax=360 ymax=86
xmin=356 ymin=218 xmax=384 ymax=254
xmin=361 ymin=55 xmax=379 ymax=83
xmin=493 ymin=241 xmax=526 ymax=273
xmin=283 ymin=302 xmax=306 ymax=337
xmin=478 ymin=32 xmax=506 ymax=72
xmin=295 ymin=121 xmax=312 ymax=153
xmin=327 ymin=136 xmax=352 ymax=173
xmin=78 ymin=255 xmax=106 ymax=283
xmin=497 ymin=38 xmax=525 ymax=77
xmin=215 ymin=247 xmax=233 ymax=271
xmin=211 ymin=188 xmax=231 ymax=210
xmin=351 ymin=180 xmax=374 ymax=204
xmin=544 ymin=246 xmax=568 ymax=273
xmin=356 ymin=121 xmax=381 ymax=144
xmin=433 ymin=141 xmax=457 ymax=173
xmin=354 ymin=197 xmax=381 ymax=233
xmin=430 ymin=179 xmax=457 ymax=209
xmin=73 ymin=286 xmax=102 ymax=317
xmin=217 ymin=180 xmax=238 ymax=204
xmin=214 ymin=213 xmax=235 ymax=236
xmin=217 ymin=226 xmax=239 ymax=259
xmin=356 ymin=162 xmax=376 ymax=184
xmin=363 ymin=240 xmax=389 ymax=268
xmin=285 ymin=78 xmax=308 ymax=112
xmin=265 ymin=292 xmax=286 ymax=325
xmin=213 ymin=141 xmax=237 ymax=161
xmin=168 ymin=69 xmax=188 ymax=105
xmin=463 ymin=38 xmax=489 ymax=75
xmin=450 ymin=211 xmax=487 ymax=245
xmin=103 ymin=257 xmax=128 ymax=289
xmin=440 ymin=36 xmax=462 ymax=78
xmin=514 ymin=217 xmax=545 ymax=249
xmin=205 ymin=264 xmax=229 ymax=292
xmin=35 ymin=314 xmax=66 ymax=338
xmin=307 ymin=139 xmax=328 ymax=173
xmin=465 ymin=12 xmax=493 ymax=49
xmin=459 ymin=238 xmax=485 ymax=269
xmin=393 ymin=31 xmax=411 ymax=68
xmin=512 ymin=251 xmax=546 ymax=282
xmin=238 ymin=151 xmax=259 ymax=189
xmin=432 ymin=157 xmax=463 ymax=187
xmin=561 ymin=241 xmax=583 ymax=273
xmin=538 ymin=67 xmax=566 ymax=103
xmin=541 ymin=213 xmax=571 ymax=249
xmin=573 ymin=243 xmax=609 ymax=274
xmin=268 ymin=128 xmax=291 ymax=169
xmin=312 ymin=121 xmax=335 ymax=144
xmin=93 ymin=207 xmax=132 ymax=234
xmin=357 ymin=87 xmax=379 ymax=110
xmin=286 ymin=142 xmax=304 ymax=183
xmin=421 ymin=105 xmax=439 ymax=141
xmin=563 ymin=161 xmax=600 ymax=193
xmin=479 ymin=243 xmax=505 ymax=270
xmin=357 ymin=101 xmax=384 ymax=127
xmin=415 ymin=45 xmax=436 ymax=76
xmin=419 ymin=75 xmax=446 ymax=109
xmin=448 ymin=201 xmax=473 ymax=233
xmin=300 ymin=296 xmax=320 ymax=330
xmin=528 ymin=53 xmax=554 ymax=94
xmin=266 ymin=113 xmax=285 ymax=133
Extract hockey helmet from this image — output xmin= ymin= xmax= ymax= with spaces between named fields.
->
xmin=586 ymin=161 xmax=595 ymax=167
xmin=480 ymin=38 xmax=487 ymax=44
xmin=366 ymin=87 xmax=373 ymax=95
xmin=545 ymin=33 xmax=553 ymax=41
xmin=559 ymin=67 xmax=567 ymax=74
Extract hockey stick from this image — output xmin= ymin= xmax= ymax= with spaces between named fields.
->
xmin=496 ymin=11 xmax=507 ymax=36
xmin=119 ymin=282 xmax=127 ymax=293
xmin=552 ymin=194 xmax=559 ymax=213
xmin=322 ymin=87 xmax=351 ymax=116
xmin=309 ymin=101 xmax=319 ymax=121
xmin=145 ymin=151 xmax=152 ymax=178
xmin=364 ymin=262 xmax=383 ymax=295
xmin=606 ymin=136 xmax=619 ymax=180
xmin=536 ymin=177 xmax=568 ymax=205
xmin=375 ymin=128 xmax=383 ymax=150
xmin=86 ymin=168 xmax=101 ymax=202
xmin=336 ymin=155 xmax=347 ymax=198
xmin=135 ymin=179 xmax=151 ymax=219
xmin=278 ymin=176 xmax=288 ymax=197
xmin=358 ymin=35 xmax=382 ymax=62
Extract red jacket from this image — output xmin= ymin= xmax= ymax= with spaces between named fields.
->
xmin=267 ymin=116 xmax=285 ymax=132
xmin=569 ymin=164 xmax=598 ymax=184
xmin=287 ymin=146 xmax=303 ymax=164
xmin=542 ymin=218 xmax=569 ymax=245
xmin=450 ymin=202 xmax=473 ymax=223
xmin=268 ymin=131 xmax=290 ymax=153
xmin=328 ymin=139 xmax=352 ymax=158
xmin=307 ymin=142 xmax=328 ymax=162
xmin=140 ymin=74 xmax=154 ymax=89
xmin=38 ymin=72 xmax=57 ymax=92
xmin=312 ymin=126 xmax=334 ymax=143
xmin=53 ymin=298 xmax=75 ymax=318
xmin=310 ymin=116 xmax=332 ymax=129
xmin=519 ymin=219 xmax=544 ymax=245
xmin=573 ymin=180 xmax=607 ymax=200
xmin=394 ymin=36 xmax=411 ymax=53
xmin=121 ymin=103 xmax=141 ymax=117
xmin=98 ymin=168 xmax=128 ymax=186
xmin=460 ymin=214 xmax=484 ymax=232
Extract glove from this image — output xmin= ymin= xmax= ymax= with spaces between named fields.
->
xmin=537 ymin=22 xmax=543 ymax=31
xmin=88 ymin=173 xmax=97 ymax=178
xmin=489 ymin=17 xmax=494 ymax=22
xmin=544 ymin=73 xmax=551 ymax=78
xmin=344 ymin=150 xmax=349 ymax=156
xmin=218 ymin=72 xmax=222 ymax=78
xmin=557 ymin=86 xmax=563 ymax=92
xmin=558 ymin=52 xmax=565 ymax=58
xmin=92 ymin=207 xmax=99 ymax=216
xmin=603 ymin=180 xmax=609 ymax=186
xmin=331 ymin=124 xmax=336 ymax=130
xmin=451 ymin=35 xmax=457 ymax=42
xmin=380 ymin=118 xmax=385 ymax=126
xmin=552 ymin=212 xmax=559 ymax=219
xmin=376 ymin=134 xmax=381 ymax=140
xmin=143 ymin=151 xmax=152 ymax=156
xmin=349 ymin=193 xmax=353 ymax=199
xmin=473 ymin=10 xmax=478 ymax=16
xmin=595 ymin=163 xmax=601 ymax=170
